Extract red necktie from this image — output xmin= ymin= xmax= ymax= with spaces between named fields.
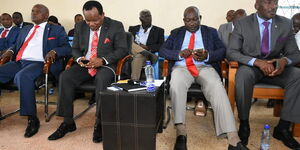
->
xmin=16 ymin=25 xmax=40 ymax=61
xmin=1 ymin=29 xmax=9 ymax=38
xmin=185 ymin=33 xmax=199 ymax=77
xmin=88 ymin=31 xmax=99 ymax=77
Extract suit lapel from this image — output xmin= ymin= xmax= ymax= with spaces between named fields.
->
xmin=271 ymin=17 xmax=279 ymax=51
xmin=83 ymin=23 xmax=90 ymax=54
xmin=147 ymin=26 xmax=155 ymax=45
xmin=43 ymin=24 xmax=50 ymax=55
xmin=98 ymin=17 xmax=109 ymax=55
xmin=201 ymin=27 xmax=208 ymax=50
xmin=252 ymin=14 xmax=261 ymax=55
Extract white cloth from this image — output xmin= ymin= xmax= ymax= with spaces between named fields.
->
xmin=21 ymin=22 xmax=47 ymax=62
xmin=85 ymin=28 xmax=101 ymax=60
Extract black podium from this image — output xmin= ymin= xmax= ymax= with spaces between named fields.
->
xmin=100 ymin=84 xmax=164 ymax=150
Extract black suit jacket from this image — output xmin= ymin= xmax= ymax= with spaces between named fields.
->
xmin=128 ymin=25 xmax=164 ymax=53
xmin=72 ymin=17 xmax=128 ymax=70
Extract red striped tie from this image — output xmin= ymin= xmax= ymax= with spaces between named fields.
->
xmin=1 ymin=29 xmax=9 ymax=38
xmin=88 ymin=31 xmax=98 ymax=77
xmin=185 ymin=33 xmax=199 ymax=77
xmin=16 ymin=25 xmax=40 ymax=61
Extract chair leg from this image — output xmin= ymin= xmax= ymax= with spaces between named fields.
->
xmin=0 ymin=109 xmax=20 ymax=120
xmin=292 ymin=123 xmax=300 ymax=137
xmin=73 ymin=103 xmax=96 ymax=120
xmin=273 ymin=100 xmax=283 ymax=117
xmin=163 ymin=106 xmax=172 ymax=129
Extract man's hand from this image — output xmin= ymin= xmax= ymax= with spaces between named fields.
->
xmin=192 ymin=49 xmax=208 ymax=61
xmin=254 ymin=59 xmax=275 ymax=76
xmin=45 ymin=50 xmax=57 ymax=63
xmin=0 ymin=50 xmax=13 ymax=61
xmin=139 ymin=44 xmax=149 ymax=50
xmin=268 ymin=58 xmax=287 ymax=76
xmin=179 ymin=49 xmax=193 ymax=58
xmin=85 ymin=57 xmax=103 ymax=69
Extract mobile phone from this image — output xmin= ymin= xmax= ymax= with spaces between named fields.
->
xmin=81 ymin=60 xmax=90 ymax=64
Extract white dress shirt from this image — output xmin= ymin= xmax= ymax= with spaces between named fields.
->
xmin=135 ymin=25 xmax=152 ymax=45
xmin=21 ymin=22 xmax=47 ymax=62
xmin=295 ymin=31 xmax=300 ymax=50
xmin=85 ymin=27 xmax=101 ymax=60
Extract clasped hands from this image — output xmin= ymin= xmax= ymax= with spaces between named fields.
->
xmin=254 ymin=58 xmax=288 ymax=77
xmin=179 ymin=48 xmax=208 ymax=61
xmin=78 ymin=57 xmax=103 ymax=69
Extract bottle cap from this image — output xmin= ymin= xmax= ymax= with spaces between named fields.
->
xmin=146 ymin=60 xmax=151 ymax=65
xmin=264 ymin=124 xmax=270 ymax=129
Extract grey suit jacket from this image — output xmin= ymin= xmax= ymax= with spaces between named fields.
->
xmin=72 ymin=17 xmax=128 ymax=69
xmin=227 ymin=13 xmax=300 ymax=66
xmin=218 ymin=22 xmax=233 ymax=48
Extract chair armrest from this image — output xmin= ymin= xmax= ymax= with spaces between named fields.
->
xmin=229 ymin=61 xmax=239 ymax=68
xmin=221 ymin=59 xmax=229 ymax=79
xmin=116 ymin=55 xmax=133 ymax=76
xmin=43 ymin=61 xmax=53 ymax=74
xmin=162 ymin=60 xmax=169 ymax=77
xmin=65 ymin=57 xmax=75 ymax=70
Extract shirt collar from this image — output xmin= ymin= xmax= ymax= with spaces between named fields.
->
xmin=4 ymin=26 xmax=13 ymax=31
xmin=256 ymin=13 xmax=273 ymax=25
xmin=36 ymin=22 xmax=47 ymax=29
xmin=186 ymin=26 xmax=201 ymax=34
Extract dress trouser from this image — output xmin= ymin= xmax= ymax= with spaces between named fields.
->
xmin=56 ymin=64 xmax=114 ymax=118
xmin=0 ymin=60 xmax=44 ymax=116
xmin=170 ymin=65 xmax=237 ymax=136
xmin=235 ymin=65 xmax=300 ymax=123
xmin=131 ymin=42 xmax=147 ymax=81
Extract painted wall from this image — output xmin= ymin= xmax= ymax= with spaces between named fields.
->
xmin=1 ymin=0 xmax=256 ymax=34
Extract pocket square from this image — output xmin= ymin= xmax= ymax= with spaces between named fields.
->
xmin=104 ymin=38 xmax=110 ymax=44
xmin=48 ymin=37 xmax=56 ymax=40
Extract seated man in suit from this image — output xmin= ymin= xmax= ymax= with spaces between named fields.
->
xmin=68 ymin=14 xmax=84 ymax=36
xmin=292 ymin=13 xmax=300 ymax=48
xmin=128 ymin=9 xmax=164 ymax=81
xmin=48 ymin=1 xmax=128 ymax=143
xmin=12 ymin=12 xmax=33 ymax=28
xmin=227 ymin=0 xmax=300 ymax=149
xmin=0 ymin=4 xmax=71 ymax=137
xmin=159 ymin=6 xmax=248 ymax=150
xmin=0 ymin=13 xmax=20 ymax=55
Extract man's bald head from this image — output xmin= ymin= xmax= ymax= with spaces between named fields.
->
xmin=183 ymin=6 xmax=201 ymax=33
xmin=31 ymin=4 xmax=49 ymax=24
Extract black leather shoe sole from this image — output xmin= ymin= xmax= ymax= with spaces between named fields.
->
xmin=48 ymin=123 xmax=76 ymax=140
xmin=273 ymin=127 xmax=300 ymax=149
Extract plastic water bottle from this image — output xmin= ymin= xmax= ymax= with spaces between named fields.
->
xmin=145 ymin=61 xmax=155 ymax=92
xmin=260 ymin=124 xmax=271 ymax=150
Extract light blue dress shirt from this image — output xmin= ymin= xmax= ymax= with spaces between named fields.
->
xmin=175 ymin=28 xmax=210 ymax=66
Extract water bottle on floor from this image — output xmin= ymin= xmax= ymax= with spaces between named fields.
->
xmin=145 ymin=61 xmax=155 ymax=92
xmin=260 ymin=124 xmax=270 ymax=150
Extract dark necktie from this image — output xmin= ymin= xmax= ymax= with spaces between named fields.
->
xmin=88 ymin=31 xmax=99 ymax=77
xmin=185 ymin=33 xmax=199 ymax=77
xmin=16 ymin=25 xmax=40 ymax=61
xmin=261 ymin=21 xmax=270 ymax=56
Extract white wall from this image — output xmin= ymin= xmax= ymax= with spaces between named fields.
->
xmin=1 ymin=0 xmax=256 ymax=34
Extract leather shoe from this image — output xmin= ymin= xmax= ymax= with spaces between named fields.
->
xmin=238 ymin=123 xmax=250 ymax=146
xmin=48 ymin=122 xmax=76 ymax=140
xmin=93 ymin=123 xmax=103 ymax=143
xmin=174 ymin=135 xmax=187 ymax=150
xmin=24 ymin=118 xmax=40 ymax=137
xmin=88 ymin=93 xmax=96 ymax=105
xmin=266 ymin=99 xmax=275 ymax=108
xmin=228 ymin=142 xmax=249 ymax=150
xmin=273 ymin=126 xmax=300 ymax=149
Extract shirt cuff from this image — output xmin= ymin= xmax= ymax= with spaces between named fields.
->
xmin=203 ymin=53 xmax=210 ymax=62
xmin=102 ymin=57 xmax=108 ymax=65
xmin=7 ymin=49 xmax=14 ymax=54
xmin=76 ymin=57 xmax=82 ymax=63
xmin=283 ymin=57 xmax=292 ymax=65
xmin=247 ymin=58 xmax=256 ymax=66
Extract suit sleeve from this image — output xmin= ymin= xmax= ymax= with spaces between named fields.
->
xmin=72 ymin=23 xmax=83 ymax=60
xmin=226 ymin=20 xmax=254 ymax=65
xmin=103 ymin=22 xmax=128 ymax=64
xmin=159 ymin=30 xmax=180 ymax=61
xmin=7 ymin=28 xmax=20 ymax=50
xmin=281 ymin=23 xmax=300 ymax=65
xmin=52 ymin=26 xmax=72 ymax=57
xmin=147 ymin=28 xmax=165 ymax=53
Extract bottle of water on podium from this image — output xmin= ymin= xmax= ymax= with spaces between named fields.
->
xmin=260 ymin=124 xmax=270 ymax=150
xmin=145 ymin=61 xmax=155 ymax=92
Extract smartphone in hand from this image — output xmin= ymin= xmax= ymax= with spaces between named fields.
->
xmin=81 ymin=60 xmax=90 ymax=64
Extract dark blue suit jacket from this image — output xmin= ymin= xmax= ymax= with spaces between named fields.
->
xmin=159 ymin=25 xmax=226 ymax=74
xmin=0 ymin=26 xmax=20 ymax=51
xmin=11 ymin=23 xmax=71 ymax=78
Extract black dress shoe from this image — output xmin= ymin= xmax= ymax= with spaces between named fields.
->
xmin=93 ymin=123 xmax=103 ymax=143
xmin=238 ymin=124 xmax=250 ymax=146
xmin=174 ymin=135 xmax=187 ymax=150
xmin=24 ymin=118 xmax=40 ymax=137
xmin=273 ymin=126 xmax=300 ymax=149
xmin=48 ymin=122 xmax=76 ymax=140
xmin=266 ymin=99 xmax=275 ymax=108
xmin=88 ymin=93 xmax=96 ymax=105
xmin=228 ymin=142 xmax=249 ymax=150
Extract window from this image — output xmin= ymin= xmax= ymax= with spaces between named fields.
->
xmin=277 ymin=0 xmax=300 ymax=18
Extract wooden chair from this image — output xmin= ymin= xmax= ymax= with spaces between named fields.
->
xmin=227 ymin=61 xmax=300 ymax=137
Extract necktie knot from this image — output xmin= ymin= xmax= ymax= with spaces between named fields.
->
xmin=262 ymin=21 xmax=270 ymax=28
